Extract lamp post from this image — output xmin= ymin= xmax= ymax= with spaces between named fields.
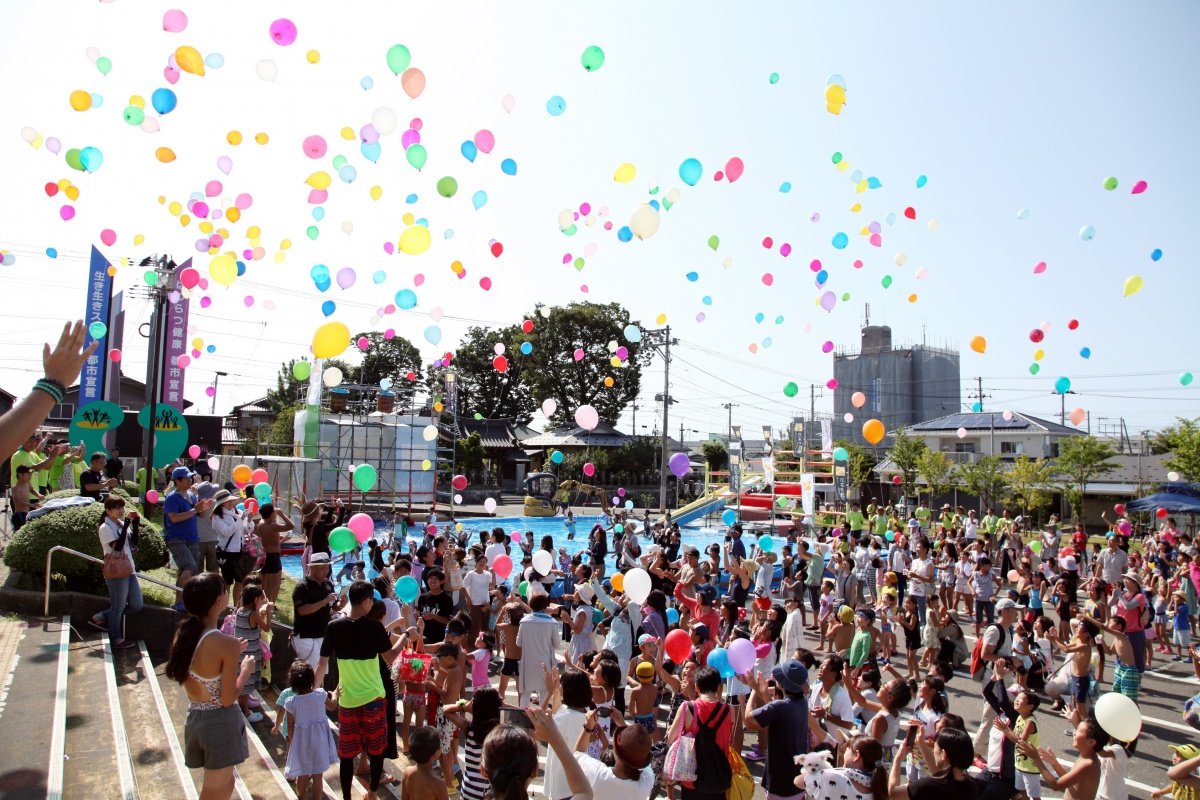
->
xmin=732 ymin=425 xmax=742 ymax=523
xmin=763 ymin=425 xmax=775 ymax=534
xmin=445 ymin=370 xmax=457 ymax=516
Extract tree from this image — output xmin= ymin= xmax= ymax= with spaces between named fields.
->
xmin=1154 ymin=417 xmax=1200 ymax=481
xmin=888 ymin=430 xmax=927 ymax=500
xmin=834 ymin=438 xmax=878 ymax=495
xmin=701 ymin=440 xmax=728 ymax=470
xmin=264 ymin=359 xmax=353 ymax=412
xmin=1007 ymin=454 xmax=1053 ymax=521
xmin=427 ymin=325 xmax=536 ymax=424
xmin=959 ymin=455 xmax=1008 ymax=511
xmin=1053 ymin=436 xmax=1118 ymax=524
xmin=455 ymin=432 xmax=487 ymax=482
xmin=917 ymin=449 xmax=958 ymax=505
xmin=238 ymin=408 xmax=296 ymax=456
xmin=520 ymin=302 xmax=650 ymax=426
xmin=355 ymin=332 xmax=422 ymax=390
xmin=608 ymin=437 xmax=659 ymax=478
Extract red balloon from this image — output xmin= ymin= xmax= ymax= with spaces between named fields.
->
xmin=251 ymin=468 xmax=269 ymax=484
xmin=904 ymin=207 xmax=916 ymax=219
xmin=522 ymin=320 xmax=534 ymax=333
xmin=1157 ymin=507 xmax=1168 ymax=518
xmin=493 ymin=355 xmax=508 ymax=372
xmin=492 ymin=554 xmax=513 ymax=579
xmin=1029 ymin=329 xmax=1044 ymax=343
xmin=452 ymin=474 xmax=468 ymax=491
xmin=244 ymin=498 xmax=258 ymax=514
xmin=762 ymin=237 xmax=774 ymax=249
xmin=490 ymin=242 xmax=503 ymax=258
xmin=44 ymin=182 xmax=59 ymax=197
xmin=665 ymin=628 xmax=692 ymax=663
xmin=1114 ymin=503 xmax=1126 ymax=515
xmin=1068 ymin=319 xmax=1079 ymax=330
xmin=892 ymin=476 xmax=902 ymax=485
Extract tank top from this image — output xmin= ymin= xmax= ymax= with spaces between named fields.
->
xmin=188 ymin=629 xmax=225 ymax=711
xmin=1014 ymin=715 xmax=1039 ymax=773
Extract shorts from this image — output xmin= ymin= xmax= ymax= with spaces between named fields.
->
xmin=501 ymin=658 xmax=520 ymax=676
xmin=1175 ymin=629 xmax=1192 ymax=648
xmin=260 ymin=552 xmax=282 ymax=575
xmin=292 ymin=637 xmax=323 ymax=669
xmin=184 ymin=703 xmax=249 ymax=770
xmin=1112 ymin=662 xmax=1140 ymax=699
xmin=402 ymin=689 xmax=426 ymax=708
xmin=1016 ymin=769 xmax=1042 ymax=798
xmin=337 ymin=699 xmax=387 ymax=759
xmin=634 ymin=713 xmax=656 ymax=734
xmin=1068 ymin=673 xmax=1091 ymax=705
xmin=12 ymin=512 xmax=27 ymax=530
xmin=435 ymin=706 xmax=456 ymax=755
xmin=167 ymin=539 xmax=200 ymax=574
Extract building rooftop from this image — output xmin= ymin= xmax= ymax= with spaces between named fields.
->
xmin=522 ymin=420 xmax=629 ymax=448
xmin=906 ymin=411 xmax=1081 ymax=437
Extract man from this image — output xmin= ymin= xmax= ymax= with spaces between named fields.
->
xmin=163 ymin=466 xmax=212 ymax=611
xmin=982 ymin=507 xmax=998 ymax=538
xmin=104 ymin=447 xmax=124 ymax=483
xmin=460 ymin=551 xmax=494 ymax=642
xmin=194 ymin=482 xmax=219 ymax=574
xmin=915 ymin=499 xmax=932 ymax=535
xmin=977 ymin=658 xmax=1019 ymax=800
xmin=800 ymin=540 xmax=824 ymax=629
xmin=907 ymin=540 xmax=935 ymax=628
xmin=729 ymin=523 xmax=747 ymax=561
xmin=417 ymin=567 xmax=454 ymax=645
xmin=291 ymin=552 xmax=346 ymax=668
xmin=483 ymin=528 xmax=507 ymax=569
xmin=134 ymin=463 xmax=158 ymax=500
xmin=255 ymin=502 xmax=295 ymax=603
xmin=10 ymin=434 xmax=52 ymax=493
xmin=316 ymin=580 xmax=410 ymax=800
xmin=1095 ymin=536 xmax=1129 ymax=590
xmin=78 ymin=451 xmax=116 ymax=501
xmin=743 ymin=660 xmax=810 ymax=800
xmin=808 ymin=654 xmax=854 ymax=744
xmin=515 ymin=593 xmax=561 ymax=706
xmin=972 ymin=598 xmax=1018 ymax=763
xmin=847 ymin=502 xmax=865 ymax=538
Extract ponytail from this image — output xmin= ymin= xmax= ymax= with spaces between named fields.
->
xmin=847 ymin=735 xmax=888 ymax=800
xmin=164 ymin=573 xmax=226 ymax=684
xmin=482 ymin=724 xmax=537 ymax=800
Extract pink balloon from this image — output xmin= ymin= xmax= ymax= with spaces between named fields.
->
xmin=583 ymin=462 xmax=595 ymax=477
xmin=164 ymin=67 xmax=180 ymax=85
xmin=204 ymin=180 xmax=222 ymax=197
xmin=108 ymin=349 xmax=122 ymax=363
xmin=413 ymin=274 xmax=424 ymax=286
xmin=1033 ymin=261 xmax=1047 ymax=274
xmin=348 ymin=513 xmax=374 ymax=541
xmin=302 ymin=135 xmax=327 ymax=159
xmin=615 ymin=346 xmax=629 ymax=360
xmin=59 ymin=205 xmax=75 ymax=221
xmin=208 ymin=233 xmax=223 ymax=247
xmin=492 ymin=554 xmax=513 ymax=578
xmin=479 ymin=277 xmax=492 ymax=291
xmin=573 ymin=348 xmax=585 ymax=361
xmin=307 ymin=189 xmax=327 ymax=204
xmin=198 ymin=278 xmax=209 ymax=289
xmin=358 ymin=337 xmax=370 ymax=350
xmin=384 ymin=329 xmax=395 ymax=339
xmin=216 ymin=155 xmax=233 ymax=175
xmin=145 ymin=489 xmax=159 ymax=504
xmin=822 ymin=340 xmax=834 ymax=353
xmin=206 ymin=386 xmax=216 ymax=397
xmin=200 ymin=296 xmax=212 ymax=308
xmin=725 ymin=157 xmax=745 ymax=182
xmin=162 ymin=9 xmax=188 ymax=32
xmin=574 ymin=405 xmax=599 ymax=431
xmin=188 ymin=444 xmax=201 ymax=458
xmin=177 ymin=355 xmax=191 ymax=368
xmin=762 ymin=273 xmax=773 ymax=286
xmin=268 ymin=18 xmax=297 ymax=46
xmin=192 ymin=202 xmax=209 ymax=218
xmin=869 ymin=233 xmax=882 ymax=247
xmin=474 ymin=129 xmax=495 ymax=154
xmin=383 ymin=242 xmax=394 ymax=255
xmin=1131 ymin=180 xmax=1148 ymax=195
xmin=235 ymin=193 xmax=253 ymax=210
xmin=100 ymin=229 xmax=116 ymax=246
xmin=826 ymin=379 xmax=838 ymax=389
xmin=779 ymin=243 xmax=792 ymax=257
xmin=409 ymin=118 xmax=422 ymax=131
xmin=400 ymin=129 xmax=421 ymax=150
xmin=810 ymin=259 xmax=823 ymax=273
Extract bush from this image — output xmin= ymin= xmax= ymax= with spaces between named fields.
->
xmin=43 ymin=485 xmax=131 ymax=503
xmin=4 ymin=504 xmax=166 ymax=586
xmin=43 ymin=489 xmax=80 ymax=502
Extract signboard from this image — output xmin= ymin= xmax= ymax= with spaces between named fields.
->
xmin=870 ymin=378 xmax=882 ymax=413
xmin=791 ymin=419 xmax=803 ymax=456
xmin=800 ymin=473 xmax=815 ymax=523
xmin=821 ymin=420 xmax=833 ymax=455
xmin=834 ymin=459 xmax=849 ymax=501
xmin=728 ymin=442 xmax=741 ymax=494
xmin=79 ymin=246 xmax=112 ymax=406
xmin=137 ymin=403 xmax=190 ymax=469
xmin=160 ymin=257 xmax=192 ymax=410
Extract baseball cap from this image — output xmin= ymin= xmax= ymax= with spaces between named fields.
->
xmin=995 ymin=598 xmax=1017 ymax=612
xmin=195 ymin=482 xmax=217 ymax=500
xmin=637 ymin=633 xmax=658 ymax=645
xmin=1171 ymin=744 xmax=1200 ymax=759
xmin=171 ymin=466 xmax=194 ymax=480
xmin=695 ymin=583 xmax=717 ymax=604
xmin=691 ymin=623 xmax=709 ymax=640
xmin=635 ymin=661 xmax=656 ymax=681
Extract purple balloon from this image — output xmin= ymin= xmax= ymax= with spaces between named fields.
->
xmin=400 ymin=128 xmax=421 ymax=150
xmin=336 ymin=267 xmax=356 ymax=290
xmin=383 ymin=242 xmax=394 ymax=255
xmin=669 ymin=452 xmax=690 ymax=478
xmin=217 ymin=155 xmax=233 ymax=175
xmin=820 ymin=291 xmax=837 ymax=312
xmin=45 ymin=137 xmax=61 ymax=155
xmin=360 ymin=124 xmax=379 ymax=144
xmin=615 ymin=346 xmax=628 ymax=360
xmin=727 ymin=637 xmax=757 ymax=675
xmin=868 ymin=221 xmax=881 ymax=234
xmin=194 ymin=238 xmax=210 ymax=252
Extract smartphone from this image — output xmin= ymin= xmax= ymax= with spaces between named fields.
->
xmin=500 ymin=705 xmax=534 ymax=729
xmin=905 ymin=725 xmax=919 ymax=747
xmin=597 ymin=707 xmax=613 ymax=718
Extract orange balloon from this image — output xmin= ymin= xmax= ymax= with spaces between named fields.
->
xmin=156 ymin=147 xmax=177 ymax=163
xmin=231 ymin=464 xmax=252 ymax=485
xmin=851 ymin=391 xmax=866 ymax=409
xmin=862 ymin=419 xmax=885 ymax=445
xmin=401 ymin=67 xmax=426 ymax=99
xmin=174 ymin=46 xmax=205 ymax=76
xmin=970 ymin=335 xmax=987 ymax=354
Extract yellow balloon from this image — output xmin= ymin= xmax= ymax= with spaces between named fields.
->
xmin=306 ymin=49 xmax=320 ymax=64
xmin=198 ymin=221 xmax=213 ymax=234
xmin=1123 ymin=275 xmax=1143 ymax=297
xmin=434 ymin=402 xmax=444 ymax=413
xmin=856 ymin=180 xmax=868 ymax=194
xmin=451 ymin=260 xmax=464 ymax=274
xmin=255 ymin=132 xmax=269 ymax=145
xmin=245 ymin=225 xmax=260 ymax=239
xmin=174 ymin=46 xmax=205 ymax=76
xmin=249 ymin=237 xmax=261 ymax=247
xmin=128 ymin=96 xmax=145 ymax=110
xmin=280 ymin=239 xmax=292 ymax=251
xmin=613 ymin=162 xmax=636 ymax=183
xmin=192 ymin=337 xmax=204 ymax=350
xmin=59 ymin=179 xmax=73 ymax=191
xmin=370 ymin=185 xmax=383 ymax=201
xmin=908 ymin=293 xmax=918 ymax=303
xmin=422 ymin=459 xmax=432 ymax=471
xmin=313 ymin=321 xmax=351 ymax=358
xmin=826 ymin=101 xmax=844 ymax=115
xmin=402 ymin=212 xmax=415 ymax=225
xmin=155 ymin=147 xmax=177 ymax=163
xmin=341 ymin=127 xmax=356 ymax=140
xmin=30 ymin=133 xmax=42 ymax=149
xmin=609 ymin=356 xmax=621 ymax=367
xmin=850 ymin=203 xmax=862 ymax=212
xmin=1033 ymin=349 xmax=1045 ymax=361
xmin=825 ymin=85 xmax=846 ymax=104
xmin=69 ymin=90 xmax=92 ymax=111
xmin=225 ymin=207 xmax=241 ymax=223
xmin=305 ymin=171 xmax=331 ymax=190
xmin=398 ymin=225 xmax=431 ymax=255
xmin=227 ymin=130 xmax=242 ymax=145
xmin=64 ymin=186 xmax=80 ymax=201
xmin=655 ymin=313 xmax=667 ymax=325
xmin=133 ymin=234 xmax=145 ymax=245
xmin=835 ymin=161 xmax=850 ymax=171
xmin=107 ymin=267 xmax=118 ymax=277
xmin=274 ymin=252 xmax=286 ymax=264
xmin=209 ymin=255 xmax=237 ymax=287
xmin=168 ymin=201 xmax=182 ymax=216
xmin=179 ymin=214 xmax=190 ymax=227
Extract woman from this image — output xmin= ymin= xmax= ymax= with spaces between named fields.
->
xmin=724 ymin=545 xmax=751 ymax=610
xmin=211 ymin=490 xmax=247 ymax=605
xmin=844 ymin=679 xmax=913 ymax=764
xmin=665 ymin=665 xmax=733 ymax=800
xmin=589 ymin=524 xmax=608 ymax=575
xmin=165 ymin=573 xmax=256 ymax=800
xmin=801 ymin=734 xmax=889 ymax=800
xmin=565 ymin=589 xmax=596 ymax=662
xmin=1112 ymin=573 xmax=1149 ymax=672
xmin=449 ymin=685 xmax=501 ymax=800
xmin=300 ymin=498 xmax=347 ymax=562
xmin=888 ymin=727 xmax=976 ymax=800
xmin=641 ymin=589 xmax=669 ymax=642
xmin=481 ymin=706 xmax=592 ymax=800
xmin=542 ymin=668 xmax=593 ymax=800
xmin=89 ymin=496 xmax=143 ymax=648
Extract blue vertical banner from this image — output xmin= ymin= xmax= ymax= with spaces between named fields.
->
xmin=80 ymin=245 xmax=113 ymax=406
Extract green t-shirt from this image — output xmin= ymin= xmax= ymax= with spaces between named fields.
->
xmin=135 ymin=467 xmax=159 ymax=493
xmin=321 ymin=616 xmax=390 ymax=708
xmin=849 ymin=628 xmax=872 ymax=668
xmin=983 ymin=514 xmax=997 ymax=534
xmin=10 ymin=449 xmax=45 ymax=490
xmin=847 ymin=510 xmax=865 ymax=532
xmin=916 ymin=507 xmax=931 ymax=525
xmin=873 ymin=514 xmax=888 ymax=535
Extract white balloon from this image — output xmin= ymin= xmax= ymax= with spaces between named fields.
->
xmin=140 ymin=116 xmax=160 ymax=134
xmin=844 ymin=413 xmax=854 ymax=423
xmin=628 ymin=204 xmax=660 ymax=240
xmin=623 ymin=567 xmax=652 ymax=605
xmin=1093 ymin=692 xmax=1141 ymax=742
xmin=956 ymin=427 xmax=967 ymax=439
xmin=557 ymin=209 xmax=574 ymax=231
xmin=207 ymin=456 xmax=220 ymax=470
xmin=574 ymin=405 xmax=599 ymax=431
xmin=371 ymin=107 xmax=398 ymax=136
xmin=85 ymin=46 xmax=101 ymax=64
xmin=1168 ymin=471 xmax=1181 ymax=483
xmin=422 ymin=425 xmax=439 ymax=441
xmin=1002 ymin=410 xmax=1013 ymax=421
xmin=256 ymin=59 xmax=278 ymax=82
xmin=664 ymin=188 xmax=681 ymax=206
xmin=322 ymin=366 xmax=343 ymax=387
xmin=927 ymin=219 xmax=939 ymax=232
xmin=494 ymin=343 xmax=505 ymax=356
xmin=484 ymin=497 xmax=498 ymax=513
xmin=722 ymin=257 xmax=733 ymax=268
xmin=20 ymin=127 xmax=38 ymax=144
xmin=541 ymin=398 xmax=557 ymax=417
xmin=532 ymin=550 xmax=554 ymax=575
xmin=894 ymin=252 xmax=907 ymax=266
xmin=341 ymin=221 xmax=353 ymax=235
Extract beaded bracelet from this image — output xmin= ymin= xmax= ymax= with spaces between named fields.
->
xmin=33 ymin=379 xmax=64 ymax=403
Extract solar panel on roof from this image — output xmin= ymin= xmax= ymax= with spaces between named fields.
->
xmin=910 ymin=413 xmax=1032 ymax=431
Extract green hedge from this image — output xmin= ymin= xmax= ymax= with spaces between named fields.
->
xmin=4 ymin=504 xmax=167 ymax=585
xmin=44 ymin=485 xmax=134 ymax=503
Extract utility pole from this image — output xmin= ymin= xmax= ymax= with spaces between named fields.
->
xmin=210 ymin=371 xmax=227 ymax=414
xmin=722 ymin=403 xmax=737 ymax=441
xmin=643 ymin=326 xmax=677 ymax=513
xmin=134 ymin=254 xmax=178 ymax=489
xmin=1053 ymin=389 xmax=1078 ymax=426
xmin=807 ymin=385 xmax=824 ymax=461
xmin=631 ymin=403 xmax=640 ymax=438
xmin=967 ymin=377 xmax=994 ymax=454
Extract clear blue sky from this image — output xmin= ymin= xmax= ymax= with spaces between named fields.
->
xmin=0 ymin=1 xmax=1196 ymax=439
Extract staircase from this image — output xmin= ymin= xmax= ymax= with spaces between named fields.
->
xmin=0 ymin=616 xmax=408 ymax=800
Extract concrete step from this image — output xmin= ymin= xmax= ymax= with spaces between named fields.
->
xmin=0 ymin=616 xmax=67 ymax=799
xmin=61 ymin=633 xmax=128 ymax=799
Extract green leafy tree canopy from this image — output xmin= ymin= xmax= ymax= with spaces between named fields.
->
xmin=1053 ymin=436 xmax=1118 ymax=523
xmin=354 ymin=332 xmax=422 ymax=391
xmin=1154 ymin=417 xmax=1200 ymax=482
xmin=428 ymin=325 xmax=536 ymax=424
xmin=917 ymin=449 xmax=958 ymax=504
xmin=265 ymin=358 xmax=353 ymax=412
xmin=1007 ymin=454 xmax=1053 ymax=520
xmin=959 ymin=455 xmax=1008 ymax=511
xmin=888 ymin=429 xmax=928 ymax=499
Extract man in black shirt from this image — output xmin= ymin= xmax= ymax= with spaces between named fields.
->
xmin=80 ymin=452 xmax=117 ymax=501
xmin=417 ymin=567 xmax=454 ymax=644
xmin=104 ymin=447 xmax=124 ymax=482
xmin=291 ymin=553 xmax=345 ymax=668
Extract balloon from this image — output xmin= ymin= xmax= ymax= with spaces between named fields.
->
xmin=353 ymin=464 xmax=378 ymax=492
xmin=832 ymin=232 xmax=849 ymax=249
xmin=1123 ymin=276 xmax=1143 ymax=297
xmin=783 ymin=382 xmax=798 ymax=398
xmin=187 ymin=444 xmax=201 ymax=459
xmin=970 ymin=336 xmax=987 ymax=354
xmin=336 ymin=267 xmax=356 ymax=290
xmin=253 ymin=482 xmax=272 ymax=500
xmin=614 ymin=163 xmax=636 ymax=183
xmin=313 ymin=321 xmax=350 ymax=358
xmin=551 ymin=451 xmax=564 ymax=464
xmin=345 ymin=513 xmax=374 ymax=543
xmin=832 ymin=446 xmax=849 ymax=461
xmin=758 ymin=534 xmax=775 ymax=553
xmin=1102 ymin=176 xmax=1118 ymax=191
xmin=1169 ymin=472 xmax=1182 ymax=483
xmin=144 ymin=489 xmax=159 ymax=504
xmin=395 ymin=575 xmax=419 ymax=603
xmin=256 ymin=59 xmax=278 ymax=82
xmin=163 ymin=9 xmax=188 ymax=32
xmin=209 ymin=255 xmax=237 ymax=287
xmin=1182 ymin=372 xmax=1195 ymax=386
xmin=863 ymin=419 xmax=885 ymax=445
xmin=174 ymin=46 xmax=204 ymax=75
xmin=492 ymin=355 xmax=508 ymax=373
xmin=322 ymin=366 xmax=342 ymax=387
xmin=546 ymin=95 xmax=566 ymax=115
xmin=665 ymin=629 xmax=691 ymax=662
xmin=1028 ymin=540 xmax=1042 ymax=554
xmin=437 ymin=176 xmax=458 ymax=198
xmin=501 ymin=158 xmax=517 ymax=176
xmin=575 ymin=405 xmax=599 ymax=431
xmin=471 ymin=190 xmax=488 ymax=210
xmin=1156 ymin=507 xmax=1169 ymax=519
xmin=725 ymin=157 xmax=745 ymax=182
xmin=727 ymin=638 xmax=757 ymax=674
xmin=230 ymin=465 xmax=251 ymax=486
xmin=406 ymin=143 xmax=427 ymax=170
xmin=1069 ymin=407 xmax=1086 ymax=426
xmin=399 ymin=225 xmax=431 ymax=255
xmin=707 ymin=647 xmax=734 ymax=679
xmin=269 ymin=18 xmax=297 ymax=46
xmin=401 ymin=67 xmax=426 ymax=98
xmin=581 ymin=45 xmax=605 ymax=71
xmin=629 ymin=205 xmax=660 ymax=240
xmin=1093 ymin=692 xmax=1141 ymax=741
xmin=1079 ymin=225 xmax=1097 ymax=241
xmin=527 ymin=549 xmax=555 ymax=577
xmin=849 ymin=391 xmax=867 ymax=409
xmin=669 ymin=452 xmax=690 ymax=478
xmin=492 ymin=554 xmax=513 ymax=579
xmin=386 ymin=44 xmax=411 ymax=75
xmin=679 ymin=158 xmax=703 ymax=186
xmin=583 ymin=462 xmax=595 ymax=477
xmin=69 ymin=90 xmax=92 ymax=111
xmin=460 ymin=140 xmax=478 ymax=162
xmin=79 ymin=147 xmax=104 ymax=173
xmin=151 ymin=88 xmax=177 ymax=114
xmin=1054 ymin=376 xmax=1072 ymax=394
xmin=155 ymin=147 xmax=176 ymax=163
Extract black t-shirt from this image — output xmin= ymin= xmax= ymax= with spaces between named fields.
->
xmin=79 ymin=470 xmax=106 ymax=500
xmin=292 ymin=578 xmax=335 ymax=638
xmin=417 ymin=590 xmax=454 ymax=644
xmin=320 ymin=615 xmax=391 ymax=660
xmin=104 ymin=458 xmax=123 ymax=479
xmin=909 ymin=775 xmax=980 ymax=800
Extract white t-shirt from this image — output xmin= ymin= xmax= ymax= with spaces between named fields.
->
xmin=382 ymin=597 xmax=401 ymax=629
xmin=98 ymin=518 xmax=134 ymax=562
xmin=573 ymin=752 xmax=655 ymax=800
xmin=1097 ymin=744 xmax=1128 ymax=800
xmin=982 ymin=623 xmax=1012 ymax=657
xmin=809 ymin=682 xmax=854 ymax=743
xmin=908 ymin=558 xmax=930 ymax=597
xmin=461 ymin=568 xmax=493 ymax=605
xmin=483 ymin=541 xmax=507 ymax=568
xmin=543 ymin=708 xmax=590 ymax=800
xmin=965 ymin=518 xmax=978 ymax=540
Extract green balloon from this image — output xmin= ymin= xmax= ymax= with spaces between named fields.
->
xmin=562 ymin=224 xmax=577 ymax=236
xmin=406 ymin=143 xmax=427 ymax=171
xmin=328 ymin=526 xmax=357 ymax=553
xmin=1182 ymin=372 xmax=1195 ymax=386
xmin=614 ymin=524 xmax=624 ymax=534
xmin=293 ymin=361 xmax=311 ymax=381
xmin=307 ymin=225 xmax=319 ymax=240
xmin=1103 ymin=176 xmax=1118 ymax=191
xmin=96 ymin=56 xmax=112 ymax=75
xmin=581 ymin=45 xmax=605 ymax=72
xmin=386 ymin=44 xmax=411 ymax=75
xmin=332 ymin=155 xmax=347 ymax=170
xmin=518 ymin=580 xmax=529 ymax=597
xmin=1029 ymin=363 xmax=1040 ymax=375
xmin=123 ymin=105 xmax=144 ymax=125
xmin=707 ymin=235 xmax=719 ymax=251
xmin=842 ymin=292 xmax=851 ymax=301
xmin=574 ymin=258 xmax=585 ymax=271
xmin=881 ymin=275 xmax=892 ymax=288
xmin=832 ymin=151 xmax=843 ymax=164
xmin=65 ymin=148 xmax=85 ymax=171
xmin=254 ymin=482 xmax=272 ymax=500
xmin=436 ymin=176 xmax=458 ymax=198
xmin=353 ymin=463 xmax=378 ymax=492
xmin=143 ymin=270 xmax=158 ymax=286
xmin=784 ymin=381 xmax=799 ymax=397
xmin=769 ymin=72 xmax=780 ymax=84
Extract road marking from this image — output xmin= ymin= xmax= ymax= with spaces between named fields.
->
xmin=101 ymin=634 xmax=137 ymax=800
xmin=46 ymin=617 xmax=70 ymax=800
xmin=137 ymin=641 xmax=199 ymax=800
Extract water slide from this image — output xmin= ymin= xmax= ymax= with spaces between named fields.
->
xmin=672 ymin=484 xmax=735 ymax=526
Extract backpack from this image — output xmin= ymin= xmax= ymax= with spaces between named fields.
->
xmin=970 ymin=624 xmax=1007 ymax=681
xmin=1138 ymin=593 xmax=1153 ymax=629
xmin=691 ymin=702 xmax=732 ymax=794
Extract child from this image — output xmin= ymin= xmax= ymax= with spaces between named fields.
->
xmin=1017 ymin=718 xmax=1107 ymax=800
xmin=279 ymin=660 xmax=338 ymax=799
xmin=233 ymin=584 xmax=273 ymax=722
xmin=628 ymin=660 xmax=660 ymax=738
xmin=899 ymin=595 xmax=922 ymax=679
xmin=876 ymin=593 xmax=897 ymax=662
xmin=1172 ymin=590 xmax=1193 ymax=662
xmin=1086 ymin=613 xmax=1138 ymax=701
xmin=817 ymin=580 xmax=835 ymax=650
xmin=1028 ymin=572 xmax=1046 ymax=620
xmin=495 ymin=597 xmax=526 ymax=699
xmin=1062 ymin=619 xmax=1099 ymax=728
xmin=1155 ymin=580 xmax=1171 ymax=653
xmin=995 ymin=692 xmax=1041 ymax=799
xmin=401 ymin=726 xmax=449 ymax=800
xmin=1011 ymin=620 xmax=1035 ymax=690
xmin=830 ymin=605 xmax=856 ymax=655
xmin=564 ymin=510 xmax=577 ymax=540
xmin=953 ymin=548 xmax=975 ymax=614
xmin=905 ymin=674 xmax=948 ymax=781
xmin=848 ymin=609 xmax=875 ymax=671
xmin=10 ymin=464 xmax=38 ymax=530
xmin=468 ymin=631 xmax=494 ymax=694
xmin=425 ymin=642 xmax=465 ymax=790
xmin=970 ymin=557 xmax=996 ymax=637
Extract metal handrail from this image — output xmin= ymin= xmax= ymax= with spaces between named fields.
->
xmin=44 ymin=545 xmax=184 ymax=616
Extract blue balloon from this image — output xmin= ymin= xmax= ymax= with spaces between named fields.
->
xmin=915 ymin=174 xmax=928 ymax=188
xmin=617 ymin=226 xmax=632 ymax=243
xmin=501 ymin=158 xmax=517 ymax=176
xmin=686 ymin=271 xmax=699 ymax=282
xmin=755 ymin=313 xmax=764 ymax=323
xmin=1080 ymin=347 xmax=1091 ymax=359
xmin=204 ymin=53 xmax=225 ymax=69
xmin=546 ymin=95 xmax=566 ymax=116
xmin=405 ymin=193 xmax=418 ymax=204
xmin=707 ymin=647 xmax=734 ymax=678
xmin=867 ymin=177 xmax=882 ymax=189
xmin=79 ymin=146 xmax=103 ymax=173
xmin=702 ymin=296 xmax=712 ymax=305
xmin=90 ymin=93 xmax=104 ymax=108
xmin=472 ymin=190 xmax=487 ymax=210
xmin=551 ymin=450 xmax=564 ymax=464
xmin=972 ymin=402 xmax=982 ymax=412
xmin=312 ymin=207 xmax=326 ymax=222
xmin=338 ymin=165 xmax=357 ymax=183
xmin=624 ymin=500 xmax=633 ymax=510
xmin=850 ymin=169 xmax=863 ymax=184
xmin=1054 ymin=376 xmax=1072 ymax=394
xmin=45 ymin=248 xmax=57 ymax=259
xmin=758 ymin=534 xmax=775 ymax=552
xmin=395 ymin=289 xmax=417 ymax=310
xmin=779 ymin=181 xmax=792 ymax=193
xmin=444 ymin=229 xmax=454 ymax=239
xmin=321 ymin=300 xmax=336 ymax=317
xmin=1151 ymin=248 xmax=1163 ymax=261
xmin=206 ymin=344 xmax=216 ymax=353
xmin=315 ymin=278 xmax=331 ymax=293
xmin=722 ymin=509 xmax=737 ymax=526
xmin=520 ymin=342 xmax=533 ymax=355
xmin=415 ymin=217 xmax=428 ymax=227
xmin=816 ymin=269 xmax=828 ymax=284
xmin=151 ymin=88 xmax=177 ymax=115
xmin=311 ymin=264 xmax=330 ymax=283
xmin=360 ymin=76 xmax=374 ymax=90
xmin=424 ymin=325 xmax=442 ymax=345
xmin=666 ymin=607 xmax=680 ymax=625
xmin=679 ymin=158 xmax=703 ymax=186
xmin=372 ymin=270 xmax=386 ymax=284
xmin=648 ymin=199 xmax=660 ymax=211
xmin=460 ymin=140 xmax=478 ymax=162
xmin=832 ymin=232 xmax=849 ymax=249
xmin=380 ymin=378 xmax=392 ymax=390
xmin=360 ymin=141 xmax=381 ymax=162
xmin=236 ymin=260 xmax=246 ymax=276
xmin=762 ymin=337 xmax=773 ymax=348
xmin=885 ymin=212 xmax=897 ymax=225
xmin=623 ymin=325 xmax=642 ymax=342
